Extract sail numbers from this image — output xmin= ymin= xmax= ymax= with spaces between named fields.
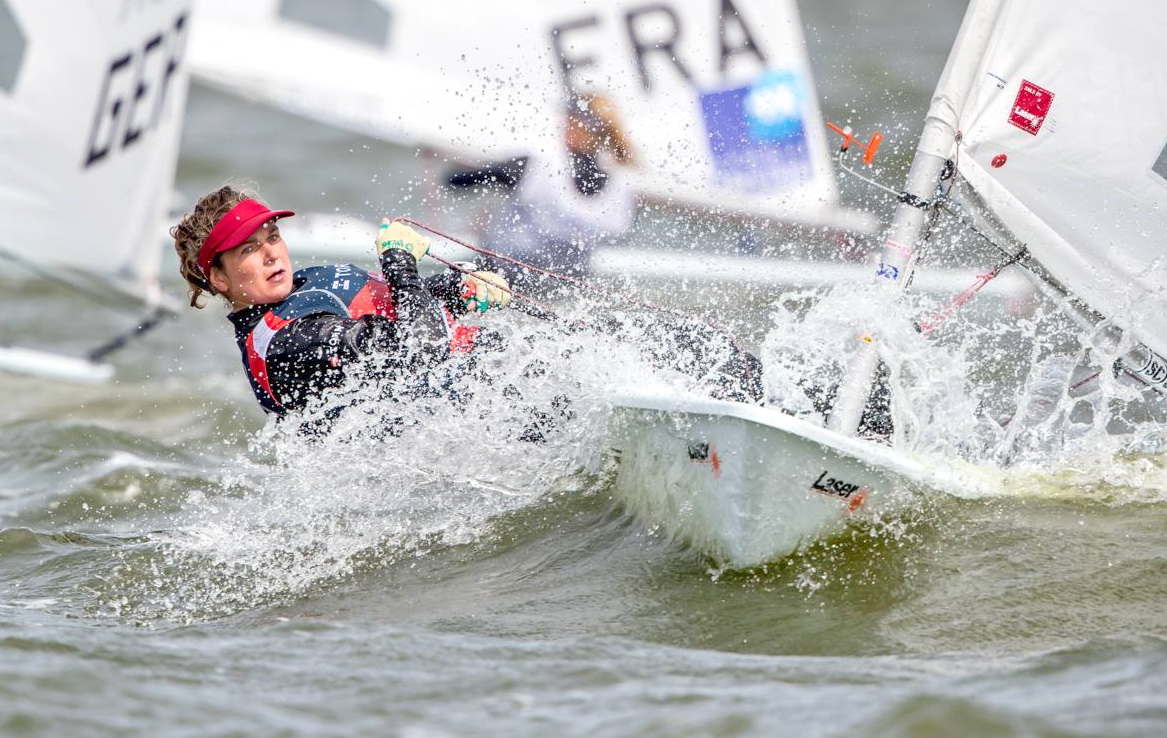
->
xmin=83 ymin=10 xmax=187 ymax=168
xmin=550 ymin=0 xmax=767 ymax=94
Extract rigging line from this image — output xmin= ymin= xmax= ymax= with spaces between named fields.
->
xmin=0 ymin=243 xmax=149 ymax=312
xmin=832 ymin=148 xmax=933 ymax=209
xmin=915 ymin=247 xmax=1029 ymax=335
xmin=1069 ymin=369 xmax=1102 ymax=393
xmin=397 ymin=217 xmax=760 ymax=385
xmin=931 ymin=193 xmax=1090 ymax=317
xmin=422 ymin=252 xmax=565 ymax=323
xmin=933 ymin=196 xmax=1026 ymax=262
xmin=833 ymin=141 xmax=1021 ymax=264
xmin=88 ymin=306 xmax=172 ymax=362
xmin=832 ymin=149 xmax=903 ymax=201
xmin=393 ymin=217 xmax=593 ymax=295
xmin=0 ymin=243 xmax=176 ymax=362
xmin=395 ymin=217 xmax=750 ymax=337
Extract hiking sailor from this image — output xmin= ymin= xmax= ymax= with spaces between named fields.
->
xmin=171 ymin=184 xmax=510 ymax=417
xmin=446 ymin=93 xmax=638 ymax=294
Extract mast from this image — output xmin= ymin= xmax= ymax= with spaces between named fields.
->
xmin=827 ymin=0 xmax=1007 ymax=435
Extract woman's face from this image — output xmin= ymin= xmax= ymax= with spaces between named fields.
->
xmin=208 ymin=221 xmax=294 ymax=309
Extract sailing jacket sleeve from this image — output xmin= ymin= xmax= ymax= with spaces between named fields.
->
xmin=261 ymin=251 xmax=456 ymax=412
xmin=445 ymin=156 xmax=528 ymax=190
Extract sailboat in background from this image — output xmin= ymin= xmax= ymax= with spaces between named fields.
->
xmin=185 ymin=0 xmax=876 ymax=254
xmin=0 ymin=0 xmax=192 ymax=382
xmin=610 ymin=0 xmax=1167 ymax=566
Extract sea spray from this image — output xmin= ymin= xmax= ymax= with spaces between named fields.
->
xmin=88 ymin=276 xmax=1167 ymax=624
xmin=97 ymin=304 xmax=753 ymax=624
xmin=760 ymin=281 xmax=985 ymax=455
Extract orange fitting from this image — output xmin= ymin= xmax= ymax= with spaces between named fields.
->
xmin=863 ymin=131 xmax=883 ymax=164
xmin=825 ymin=121 xmax=854 ymax=151
xmin=825 ymin=121 xmax=883 ymax=165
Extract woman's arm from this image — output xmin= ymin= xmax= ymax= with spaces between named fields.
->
xmin=260 ymin=251 xmax=453 ymax=413
xmin=261 ymin=313 xmax=390 ymax=411
xmin=378 ymin=248 xmax=452 ymax=353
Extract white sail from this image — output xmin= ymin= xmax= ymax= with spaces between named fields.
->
xmin=947 ymin=2 xmax=1167 ymax=360
xmin=0 ymin=0 xmax=190 ymax=303
xmin=187 ymin=0 xmax=871 ymax=231
xmin=832 ymin=0 xmax=1167 ymax=434
xmin=0 ymin=1 xmax=191 ymax=380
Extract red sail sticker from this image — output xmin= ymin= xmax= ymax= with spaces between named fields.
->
xmin=1009 ymin=80 xmax=1054 ymax=135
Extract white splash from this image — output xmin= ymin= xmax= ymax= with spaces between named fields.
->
xmin=132 ymin=304 xmax=748 ymax=622
xmin=761 ymin=276 xmax=1167 ymax=502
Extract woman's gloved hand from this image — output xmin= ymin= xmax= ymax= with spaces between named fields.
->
xmin=376 ymin=219 xmax=430 ymax=262
xmin=460 ymin=270 xmax=511 ymax=312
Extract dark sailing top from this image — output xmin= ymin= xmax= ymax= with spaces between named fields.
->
xmin=227 ymin=249 xmax=473 ymax=415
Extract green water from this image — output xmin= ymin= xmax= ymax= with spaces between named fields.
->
xmin=4 ymin=1 xmax=1167 ymax=736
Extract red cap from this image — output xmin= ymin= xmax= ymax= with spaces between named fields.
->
xmin=197 ymin=199 xmax=294 ymax=277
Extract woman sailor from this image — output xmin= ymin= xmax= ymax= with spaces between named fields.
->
xmin=171 ymin=184 xmax=510 ymax=417
xmin=447 ymin=93 xmax=638 ymax=293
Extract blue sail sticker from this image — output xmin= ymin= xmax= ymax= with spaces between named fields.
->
xmin=698 ymin=70 xmax=812 ymax=193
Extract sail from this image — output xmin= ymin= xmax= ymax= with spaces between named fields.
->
xmin=0 ymin=0 xmax=191 ymax=304
xmin=187 ymin=0 xmax=869 ymax=231
xmin=947 ymin=1 xmax=1167 ymax=358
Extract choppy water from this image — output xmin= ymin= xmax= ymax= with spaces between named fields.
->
xmin=5 ymin=1 xmax=1167 ymax=736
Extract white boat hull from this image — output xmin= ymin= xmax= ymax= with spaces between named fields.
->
xmin=608 ymin=390 xmax=983 ymax=568
xmin=0 ymin=346 xmax=114 ymax=384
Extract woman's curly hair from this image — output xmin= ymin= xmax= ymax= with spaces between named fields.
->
xmin=170 ymin=183 xmax=256 ymax=308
